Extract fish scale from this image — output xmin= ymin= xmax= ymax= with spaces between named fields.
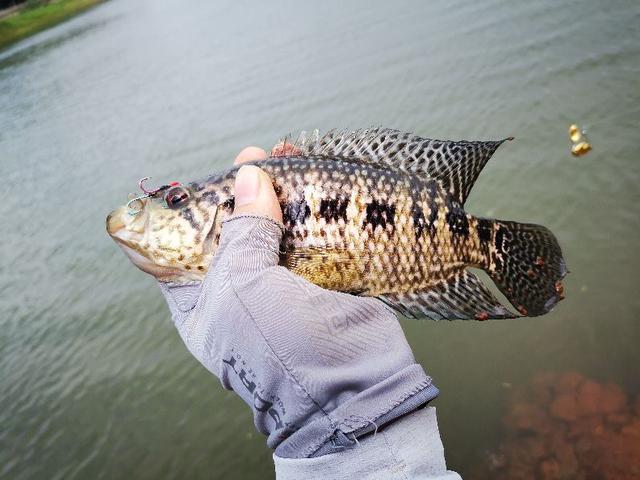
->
xmin=107 ymin=128 xmax=567 ymax=321
xmin=265 ymin=159 xmax=441 ymax=295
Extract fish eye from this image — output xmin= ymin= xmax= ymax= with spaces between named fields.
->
xmin=164 ymin=186 xmax=191 ymax=209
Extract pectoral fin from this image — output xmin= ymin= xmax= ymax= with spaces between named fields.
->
xmin=281 ymin=248 xmax=363 ymax=293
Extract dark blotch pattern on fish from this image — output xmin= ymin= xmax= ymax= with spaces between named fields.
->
xmin=284 ymin=199 xmax=311 ymax=225
xmin=425 ymin=182 xmax=439 ymax=232
xmin=445 ymin=199 xmax=469 ymax=237
xmin=201 ymin=190 xmax=220 ymax=205
xmin=182 ymin=208 xmax=200 ymax=230
xmin=222 ymin=197 xmax=235 ymax=211
xmin=477 ymin=218 xmax=493 ymax=243
xmin=319 ymin=198 xmax=348 ymax=223
xmin=365 ymin=199 xmax=396 ymax=232
xmin=492 ymin=226 xmax=506 ymax=272
xmin=495 ymin=226 xmax=506 ymax=253
xmin=411 ymin=200 xmax=427 ymax=239
xmin=189 ymin=181 xmax=207 ymax=192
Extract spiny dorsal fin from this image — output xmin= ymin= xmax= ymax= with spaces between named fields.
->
xmin=284 ymin=128 xmax=512 ymax=205
xmin=378 ymin=270 xmax=517 ymax=320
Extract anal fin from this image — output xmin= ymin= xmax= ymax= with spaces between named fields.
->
xmin=378 ymin=270 xmax=517 ymax=321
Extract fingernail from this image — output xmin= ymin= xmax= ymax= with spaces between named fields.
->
xmin=234 ymin=166 xmax=260 ymax=207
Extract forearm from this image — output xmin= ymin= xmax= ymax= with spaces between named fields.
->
xmin=273 ymin=407 xmax=462 ymax=480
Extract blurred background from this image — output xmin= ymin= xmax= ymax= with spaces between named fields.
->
xmin=1 ymin=0 xmax=639 ymax=478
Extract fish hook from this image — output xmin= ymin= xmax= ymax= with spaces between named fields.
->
xmin=125 ymin=177 xmax=158 ymax=216
xmin=127 ymin=177 xmax=183 ymax=215
xmin=127 ymin=194 xmax=149 ymax=216
xmin=138 ymin=176 xmax=163 ymax=195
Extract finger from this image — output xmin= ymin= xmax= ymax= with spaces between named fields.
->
xmin=232 ymin=165 xmax=283 ymax=223
xmin=234 ymin=146 xmax=267 ymax=166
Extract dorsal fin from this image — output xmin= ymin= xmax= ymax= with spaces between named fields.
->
xmin=284 ymin=128 xmax=512 ymax=205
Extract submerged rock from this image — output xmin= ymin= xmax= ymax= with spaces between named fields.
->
xmin=474 ymin=372 xmax=640 ymax=479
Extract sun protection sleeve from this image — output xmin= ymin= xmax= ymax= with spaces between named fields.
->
xmin=158 ymin=215 xmax=439 ymax=459
xmin=274 ymin=406 xmax=461 ymax=480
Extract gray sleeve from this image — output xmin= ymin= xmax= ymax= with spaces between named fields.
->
xmin=158 ymin=215 xmax=446 ymax=466
xmin=273 ymin=407 xmax=462 ymax=480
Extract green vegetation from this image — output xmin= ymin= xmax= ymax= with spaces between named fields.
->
xmin=0 ymin=0 xmax=104 ymax=51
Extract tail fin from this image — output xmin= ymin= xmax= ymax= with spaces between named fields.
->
xmin=486 ymin=220 xmax=568 ymax=316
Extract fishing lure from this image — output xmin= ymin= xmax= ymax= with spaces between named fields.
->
xmin=127 ymin=177 xmax=187 ymax=215
xmin=569 ymin=124 xmax=592 ymax=157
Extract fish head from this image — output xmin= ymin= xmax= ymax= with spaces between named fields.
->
xmin=106 ymin=173 xmax=236 ymax=283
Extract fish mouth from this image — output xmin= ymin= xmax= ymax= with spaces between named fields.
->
xmin=106 ymin=208 xmax=145 ymax=250
xmin=106 ymin=208 xmax=150 ymax=265
xmin=106 ymin=209 xmax=126 ymax=237
xmin=106 ymin=208 xmax=183 ymax=280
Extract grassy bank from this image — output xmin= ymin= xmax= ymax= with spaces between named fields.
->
xmin=0 ymin=0 xmax=104 ymax=51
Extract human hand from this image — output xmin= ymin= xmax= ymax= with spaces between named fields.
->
xmin=158 ymin=145 xmax=438 ymax=459
xmin=230 ymin=145 xmax=283 ymax=221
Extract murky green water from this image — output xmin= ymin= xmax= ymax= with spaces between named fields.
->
xmin=1 ymin=0 xmax=639 ymax=478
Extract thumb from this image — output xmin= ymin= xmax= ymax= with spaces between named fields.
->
xmin=232 ymin=165 xmax=283 ymax=223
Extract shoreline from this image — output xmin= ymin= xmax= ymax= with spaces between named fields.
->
xmin=0 ymin=0 xmax=104 ymax=52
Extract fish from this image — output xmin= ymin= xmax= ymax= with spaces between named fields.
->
xmin=106 ymin=127 xmax=567 ymax=320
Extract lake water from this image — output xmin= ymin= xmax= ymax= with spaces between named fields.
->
xmin=1 ymin=0 xmax=639 ymax=478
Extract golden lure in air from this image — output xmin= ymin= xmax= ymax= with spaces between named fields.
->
xmin=106 ymin=128 xmax=567 ymax=320
xmin=569 ymin=124 xmax=592 ymax=157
